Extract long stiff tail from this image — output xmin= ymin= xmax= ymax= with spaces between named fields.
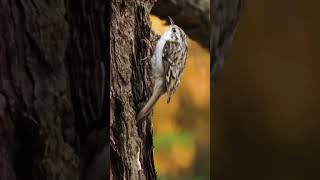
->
xmin=136 ymin=86 xmax=164 ymax=124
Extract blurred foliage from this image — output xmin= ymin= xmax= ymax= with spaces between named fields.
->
xmin=150 ymin=15 xmax=210 ymax=180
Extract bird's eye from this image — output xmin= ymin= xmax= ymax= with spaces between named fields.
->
xmin=172 ymin=28 xmax=176 ymax=33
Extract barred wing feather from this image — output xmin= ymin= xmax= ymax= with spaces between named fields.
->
xmin=162 ymin=40 xmax=188 ymax=103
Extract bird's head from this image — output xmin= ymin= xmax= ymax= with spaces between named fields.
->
xmin=166 ymin=16 xmax=187 ymax=42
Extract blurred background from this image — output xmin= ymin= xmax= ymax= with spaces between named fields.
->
xmin=214 ymin=0 xmax=320 ymax=179
xmin=150 ymin=16 xmax=210 ymax=180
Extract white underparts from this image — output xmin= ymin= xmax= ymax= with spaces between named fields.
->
xmin=151 ymin=28 xmax=172 ymax=78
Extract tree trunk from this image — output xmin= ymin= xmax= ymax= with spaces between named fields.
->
xmin=0 ymin=0 xmax=108 ymax=179
xmin=110 ymin=0 xmax=157 ymax=180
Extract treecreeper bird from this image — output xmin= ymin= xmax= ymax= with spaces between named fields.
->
xmin=137 ymin=17 xmax=188 ymax=124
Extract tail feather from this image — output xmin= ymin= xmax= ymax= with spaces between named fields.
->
xmin=136 ymin=87 xmax=163 ymax=124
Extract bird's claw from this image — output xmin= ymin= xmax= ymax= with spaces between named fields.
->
xmin=140 ymin=56 xmax=149 ymax=61
xmin=140 ymin=38 xmax=153 ymax=61
xmin=141 ymin=39 xmax=152 ymax=49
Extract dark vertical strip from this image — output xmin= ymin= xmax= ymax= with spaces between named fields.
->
xmin=106 ymin=0 xmax=111 ymax=179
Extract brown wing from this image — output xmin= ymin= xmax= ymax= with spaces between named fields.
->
xmin=162 ymin=40 xmax=188 ymax=103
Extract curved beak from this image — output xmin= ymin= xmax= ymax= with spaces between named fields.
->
xmin=168 ymin=16 xmax=174 ymax=25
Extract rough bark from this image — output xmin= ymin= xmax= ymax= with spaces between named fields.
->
xmin=210 ymin=0 xmax=242 ymax=84
xmin=0 ymin=0 xmax=108 ymax=180
xmin=152 ymin=0 xmax=210 ymax=48
xmin=110 ymin=0 xmax=157 ymax=180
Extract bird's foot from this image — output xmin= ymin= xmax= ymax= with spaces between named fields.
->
xmin=140 ymin=38 xmax=154 ymax=61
